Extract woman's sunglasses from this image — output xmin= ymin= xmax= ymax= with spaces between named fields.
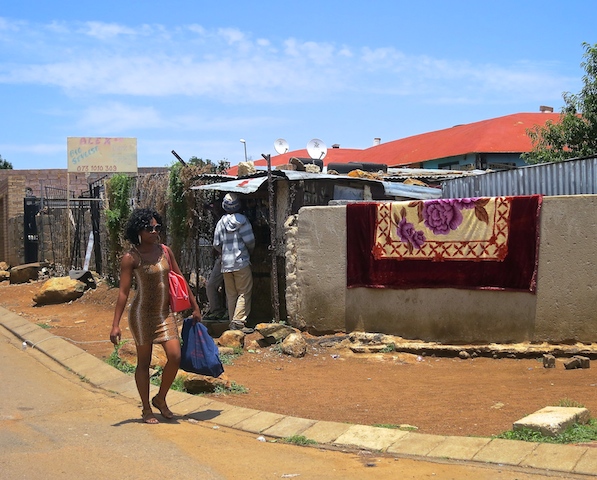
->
xmin=143 ymin=224 xmax=162 ymax=233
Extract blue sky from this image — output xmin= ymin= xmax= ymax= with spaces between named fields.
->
xmin=0 ymin=1 xmax=594 ymax=170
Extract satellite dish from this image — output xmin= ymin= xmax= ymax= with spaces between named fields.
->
xmin=307 ymin=138 xmax=327 ymax=160
xmin=274 ymin=138 xmax=289 ymax=154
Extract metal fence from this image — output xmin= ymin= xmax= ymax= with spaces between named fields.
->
xmin=441 ymin=156 xmax=597 ymax=198
xmin=39 ymin=184 xmax=105 ymax=275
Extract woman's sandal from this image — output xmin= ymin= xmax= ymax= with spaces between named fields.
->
xmin=151 ymin=395 xmax=174 ymax=419
xmin=141 ymin=408 xmax=159 ymax=424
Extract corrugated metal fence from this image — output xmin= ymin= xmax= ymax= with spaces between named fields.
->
xmin=441 ymin=156 xmax=597 ymax=198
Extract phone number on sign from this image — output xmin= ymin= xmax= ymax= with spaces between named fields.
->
xmin=76 ymin=165 xmax=118 ymax=173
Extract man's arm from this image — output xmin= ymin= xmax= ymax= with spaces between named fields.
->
xmin=213 ymin=220 xmax=223 ymax=253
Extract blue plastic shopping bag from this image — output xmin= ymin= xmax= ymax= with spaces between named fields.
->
xmin=180 ymin=317 xmax=224 ymax=377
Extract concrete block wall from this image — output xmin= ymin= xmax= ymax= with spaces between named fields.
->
xmin=292 ymin=196 xmax=597 ymax=344
xmin=0 ymin=175 xmax=26 ymax=266
xmin=0 ymin=177 xmax=7 ymax=264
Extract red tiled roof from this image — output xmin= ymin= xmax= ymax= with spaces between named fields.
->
xmin=359 ymin=112 xmax=562 ymax=167
xmin=225 ymin=112 xmax=561 ymax=174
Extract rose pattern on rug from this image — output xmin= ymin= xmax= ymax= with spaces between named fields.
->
xmin=374 ymin=197 xmax=511 ymax=262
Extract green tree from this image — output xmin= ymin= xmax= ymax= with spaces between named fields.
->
xmin=0 ymin=155 xmax=13 ymax=169
xmin=105 ymin=174 xmax=133 ymax=286
xmin=188 ymin=156 xmax=230 ymax=173
xmin=524 ymin=42 xmax=597 ymax=164
xmin=168 ymin=162 xmax=187 ymax=257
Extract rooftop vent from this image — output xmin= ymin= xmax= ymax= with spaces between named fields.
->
xmin=540 ymin=105 xmax=554 ymax=113
xmin=373 ymin=137 xmax=381 ymax=146
xmin=331 ymin=144 xmax=340 ymax=148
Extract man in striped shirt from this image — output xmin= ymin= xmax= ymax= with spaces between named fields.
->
xmin=213 ymin=193 xmax=255 ymax=333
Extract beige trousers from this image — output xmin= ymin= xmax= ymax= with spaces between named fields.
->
xmin=223 ymin=265 xmax=253 ymax=324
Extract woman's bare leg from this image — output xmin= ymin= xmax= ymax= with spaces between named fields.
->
xmin=152 ymin=338 xmax=181 ymax=418
xmin=135 ymin=343 xmax=158 ymax=423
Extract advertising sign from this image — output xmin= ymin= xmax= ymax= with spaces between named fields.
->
xmin=67 ymin=137 xmax=138 ymax=173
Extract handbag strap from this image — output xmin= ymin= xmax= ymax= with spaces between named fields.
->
xmin=161 ymin=244 xmax=172 ymax=269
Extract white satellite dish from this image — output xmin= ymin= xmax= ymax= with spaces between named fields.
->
xmin=306 ymin=138 xmax=327 ymax=160
xmin=274 ymin=138 xmax=289 ymax=154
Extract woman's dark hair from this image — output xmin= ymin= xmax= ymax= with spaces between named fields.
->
xmin=125 ymin=208 xmax=163 ymax=245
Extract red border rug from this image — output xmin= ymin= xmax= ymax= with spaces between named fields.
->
xmin=346 ymin=195 xmax=542 ymax=292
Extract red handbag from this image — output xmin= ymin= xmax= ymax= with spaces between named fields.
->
xmin=162 ymin=245 xmax=192 ymax=312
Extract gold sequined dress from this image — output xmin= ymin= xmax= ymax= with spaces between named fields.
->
xmin=128 ymin=246 xmax=179 ymax=345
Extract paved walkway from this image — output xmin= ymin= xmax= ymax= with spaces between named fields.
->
xmin=2 ymin=306 xmax=597 ymax=477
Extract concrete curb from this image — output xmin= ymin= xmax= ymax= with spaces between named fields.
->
xmin=2 ymin=306 xmax=596 ymax=476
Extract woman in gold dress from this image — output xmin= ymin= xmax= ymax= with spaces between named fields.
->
xmin=110 ymin=208 xmax=201 ymax=424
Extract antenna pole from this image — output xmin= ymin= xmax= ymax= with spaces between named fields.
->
xmin=262 ymin=153 xmax=280 ymax=324
xmin=171 ymin=150 xmax=187 ymax=166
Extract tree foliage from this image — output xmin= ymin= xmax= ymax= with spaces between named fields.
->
xmin=524 ymin=43 xmax=597 ymax=164
xmin=168 ymin=162 xmax=188 ymax=256
xmin=188 ymin=156 xmax=230 ymax=173
xmin=167 ymin=156 xmax=230 ymax=256
xmin=0 ymin=155 xmax=13 ymax=169
xmin=105 ymin=174 xmax=134 ymax=286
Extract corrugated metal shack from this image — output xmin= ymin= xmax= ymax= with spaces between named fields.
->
xmin=441 ymin=156 xmax=597 ymax=198
xmin=193 ymin=169 xmax=442 ymax=324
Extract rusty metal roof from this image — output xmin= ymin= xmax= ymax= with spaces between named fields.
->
xmin=191 ymin=170 xmax=442 ymax=200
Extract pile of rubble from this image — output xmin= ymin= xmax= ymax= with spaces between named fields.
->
xmin=217 ymin=322 xmax=307 ymax=358
xmin=0 ymin=262 xmax=10 ymax=282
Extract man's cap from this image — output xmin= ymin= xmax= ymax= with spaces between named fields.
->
xmin=222 ymin=193 xmax=241 ymax=213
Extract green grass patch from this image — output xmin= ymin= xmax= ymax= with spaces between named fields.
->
xmin=373 ymin=423 xmax=417 ymax=431
xmin=149 ymin=366 xmax=186 ymax=391
xmin=282 ymin=435 xmax=317 ymax=446
xmin=213 ymin=381 xmax=248 ymax=395
xmin=169 ymin=374 xmax=186 ymax=392
xmin=380 ymin=343 xmax=396 ymax=353
xmin=105 ymin=344 xmax=136 ymax=374
xmin=36 ymin=322 xmax=52 ymax=329
xmin=219 ymin=347 xmax=244 ymax=365
xmin=557 ymin=398 xmax=585 ymax=408
xmin=496 ymin=418 xmax=597 ymax=444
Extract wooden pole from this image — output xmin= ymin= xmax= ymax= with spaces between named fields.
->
xmin=66 ymin=172 xmax=71 ymax=268
xmin=263 ymin=154 xmax=280 ymax=323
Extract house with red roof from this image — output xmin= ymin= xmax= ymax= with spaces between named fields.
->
xmin=359 ymin=111 xmax=561 ymax=170
xmin=228 ymin=111 xmax=561 ymax=175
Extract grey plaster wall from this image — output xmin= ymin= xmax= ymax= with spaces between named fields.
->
xmin=292 ymin=196 xmax=597 ymax=343
xmin=294 ymin=206 xmax=346 ymax=333
xmin=533 ymin=195 xmax=597 ymax=343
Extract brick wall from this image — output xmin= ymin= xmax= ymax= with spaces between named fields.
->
xmin=0 ymin=167 xmax=168 ymax=266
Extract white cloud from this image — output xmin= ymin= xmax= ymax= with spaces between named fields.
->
xmin=217 ymin=27 xmax=246 ymax=45
xmin=0 ymin=19 xmax=573 ymax=110
xmin=77 ymin=102 xmax=165 ymax=132
xmin=0 ymin=142 xmax=64 ymax=155
xmin=187 ymin=24 xmax=206 ymax=35
xmin=82 ymin=21 xmax=145 ymax=40
xmin=0 ymin=16 xmax=23 ymax=32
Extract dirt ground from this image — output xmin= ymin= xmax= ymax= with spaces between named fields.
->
xmin=3 ymin=279 xmax=597 ymax=439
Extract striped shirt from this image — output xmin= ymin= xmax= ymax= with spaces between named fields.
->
xmin=213 ymin=213 xmax=255 ymax=273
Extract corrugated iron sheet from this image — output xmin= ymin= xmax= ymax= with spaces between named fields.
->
xmin=381 ymin=181 xmax=441 ymax=199
xmin=192 ymin=170 xmax=442 ymax=200
xmin=387 ymin=167 xmax=486 ymax=180
xmin=441 ymin=156 xmax=597 ymax=198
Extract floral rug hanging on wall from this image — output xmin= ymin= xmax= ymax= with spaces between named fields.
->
xmin=346 ymin=195 xmax=542 ymax=292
